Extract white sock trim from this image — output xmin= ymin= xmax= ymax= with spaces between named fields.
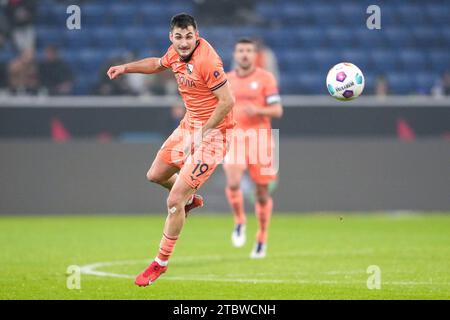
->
xmin=155 ymin=256 xmax=168 ymax=267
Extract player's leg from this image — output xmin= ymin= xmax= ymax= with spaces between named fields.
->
xmin=135 ymin=176 xmax=195 ymax=287
xmin=146 ymin=157 xmax=179 ymax=190
xmin=248 ymin=158 xmax=276 ymax=259
xmin=135 ymin=130 xmax=227 ymax=286
xmin=248 ymin=128 xmax=276 ymax=258
xmin=250 ymin=183 xmax=273 ymax=259
xmin=164 ymin=177 xmax=196 ymax=236
xmin=223 ymin=164 xmax=247 ymax=247
xmin=148 ymin=125 xmax=204 ymax=214
xmin=146 ymin=124 xmax=185 ymax=190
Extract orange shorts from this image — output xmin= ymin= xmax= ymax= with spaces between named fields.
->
xmin=224 ymin=127 xmax=277 ymax=185
xmin=157 ymin=120 xmax=230 ymax=190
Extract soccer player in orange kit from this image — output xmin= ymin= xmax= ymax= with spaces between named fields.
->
xmin=224 ymin=38 xmax=283 ymax=258
xmin=107 ymin=13 xmax=234 ymax=286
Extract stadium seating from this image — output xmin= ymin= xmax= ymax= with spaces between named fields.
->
xmin=14 ymin=0 xmax=446 ymax=94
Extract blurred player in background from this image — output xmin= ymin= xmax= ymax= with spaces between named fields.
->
xmin=224 ymin=38 xmax=283 ymax=258
xmin=107 ymin=13 xmax=234 ymax=286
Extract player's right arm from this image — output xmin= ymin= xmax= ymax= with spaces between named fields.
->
xmin=107 ymin=57 xmax=167 ymax=80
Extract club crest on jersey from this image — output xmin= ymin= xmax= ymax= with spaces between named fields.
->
xmin=187 ymin=64 xmax=194 ymax=74
xmin=250 ymin=81 xmax=259 ymax=90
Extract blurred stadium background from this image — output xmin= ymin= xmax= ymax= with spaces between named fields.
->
xmin=1 ymin=0 xmax=450 ymax=95
xmin=0 ymin=0 xmax=449 ymax=213
xmin=0 ymin=0 xmax=450 ymax=301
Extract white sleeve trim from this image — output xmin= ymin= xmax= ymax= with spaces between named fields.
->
xmin=266 ymin=94 xmax=281 ymax=105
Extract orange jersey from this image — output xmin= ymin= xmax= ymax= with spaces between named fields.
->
xmin=227 ymin=67 xmax=280 ymax=129
xmin=160 ymin=38 xmax=233 ymax=130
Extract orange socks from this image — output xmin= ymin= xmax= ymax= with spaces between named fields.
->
xmin=156 ymin=233 xmax=178 ymax=264
xmin=225 ymin=187 xmax=246 ymax=225
xmin=255 ymin=197 xmax=273 ymax=244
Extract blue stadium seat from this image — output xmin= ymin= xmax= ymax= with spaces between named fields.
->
xmin=263 ymin=29 xmax=299 ymax=48
xmin=295 ymin=28 xmax=328 ymax=48
xmin=120 ymin=27 xmax=152 ymax=51
xmin=73 ymin=74 xmax=98 ymax=95
xmin=312 ymin=49 xmax=338 ymax=74
xmin=202 ymin=27 xmax=234 ymax=46
xmin=231 ymin=27 xmax=263 ymax=40
xmin=308 ymin=4 xmax=342 ymax=25
xmin=415 ymin=72 xmax=439 ymax=94
xmin=440 ymin=28 xmax=450 ymax=48
xmin=166 ymin=2 xmax=194 ymax=14
xmin=103 ymin=48 xmax=130 ymax=61
xmin=256 ymin=3 xmax=282 ymax=22
xmin=280 ymin=3 xmax=313 ymax=26
xmin=44 ymin=4 xmax=67 ymax=26
xmin=36 ymin=27 xmax=63 ymax=47
xmin=140 ymin=3 xmax=172 ymax=21
xmin=58 ymin=49 xmax=78 ymax=64
xmin=36 ymin=3 xmax=53 ymax=26
xmin=337 ymin=3 xmax=364 ymax=26
xmin=428 ymin=50 xmax=450 ymax=73
xmin=372 ymin=3 xmax=398 ymax=27
xmin=280 ymin=74 xmax=299 ymax=94
xmin=354 ymin=29 xmax=386 ymax=48
xmin=77 ymin=49 xmax=105 ymax=72
xmin=363 ymin=73 xmax=376 ymax=94
xmin=297 ymin=73 xmax=325 ymax=95
xmin=108 ymin=4 xmax=140 ymax=25
xmin=384 ymin=27 xmax=415 ymax=48
xmin=387 ymin=72 xmax=415 ymax=94
xmin=326 ymin=27 xmax=355 ymax=47
xmin=398 ymin=50 xmax=428 ymax=71
xmin=397 ymin=4 xmax=427 ymax=24
xmin=137 ymin=48 xmax=158 ymax=59
xmin=371 ymin=50 xmax=400 ymax=73
xmin=62 ymin=30 xmax=93 ymax=49
xmin=412 ymin=27 xmax=444 ymax=48
xmin=33 ymin=0 xmax=450 ymax=95
xmin=0 ymin=43 xmax=15 ymax=62
xmin=340 ymin=50 xmax=371 ymax=71
xmin=91 ymin=28 xmax=122 ymax=48
xmin=425 ymin=3 xmax=450 ymax=24
xmin=82 ymin=4 xmax=109 ymax=26
xmin=278 ymin=51 xmax=315 ymax=73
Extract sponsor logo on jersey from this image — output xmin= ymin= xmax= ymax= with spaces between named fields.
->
xmin=176 ymin=74 xmax=196 ymax=88
xmin=187 ymin=64 xmax=194 ymax=74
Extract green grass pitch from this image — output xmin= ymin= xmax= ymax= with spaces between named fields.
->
xmin=0 ymin=213 xmax=449 ymax=299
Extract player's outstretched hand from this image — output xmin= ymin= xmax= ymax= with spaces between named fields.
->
xmin=107 ymin=65 xmax=126 ymax=80
xmin=244 ymin=104 xmax=260 ymax=116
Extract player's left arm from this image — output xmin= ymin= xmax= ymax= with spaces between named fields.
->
xmin=251 ymin=101 xmax=283 ymax=118
xmin=246 ymin=73 xmax=283 ymax=118
xmin=200 ymin=53 xmax=235 ymax=134
xmin=203 ymin=81 xmax=235 ymax=133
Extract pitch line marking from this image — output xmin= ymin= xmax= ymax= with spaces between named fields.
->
xmin=79 ymin=256 xmax=450 ymax=287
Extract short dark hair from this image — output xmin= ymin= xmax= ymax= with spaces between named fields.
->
xmin=170 ymin=13 xmax=197 ymax=31
xmin=236 ymin=38 xmax=255 ymax=45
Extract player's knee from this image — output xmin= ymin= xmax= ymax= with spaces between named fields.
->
xmin=255 ymin=186 xmax=270 ymax=204
xmin=166 ymin=193 xmax=184 ymax=214
xmin=227 ymin=182 xmax=240 ymax=191
xmin=146 ymin=169 xmax=162 ymax=184
xmin=256 ymin=194 xmax=270 ymax=204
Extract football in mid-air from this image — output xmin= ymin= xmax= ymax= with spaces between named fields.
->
xmin=326 ymin=62 xmax=364 ymax=101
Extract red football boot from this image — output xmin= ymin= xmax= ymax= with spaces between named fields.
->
xmin=184 ymin=194 xmax=204 ymax=217
xmin=135 ymin=261 xmax=168 ymax=287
